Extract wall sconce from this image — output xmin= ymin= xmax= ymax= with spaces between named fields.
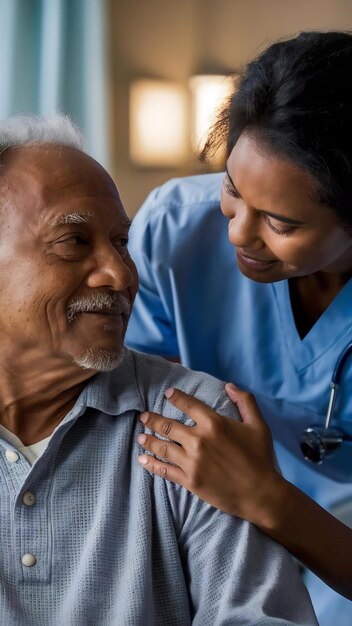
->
xmin=129 ymin=79 xmax=188 ymax=167
xmin=189 ymin=74 xmax=234 ymax=155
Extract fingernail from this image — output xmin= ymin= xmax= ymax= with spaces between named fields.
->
xmin=137 ymin=434 xmax=146 ymax=445
xmin=165 ymin=387 xmax=174 ymax=399
xmin=140 ymin=412 xmax=149 ymax=423
xmin=137 ymin=454 xmax=149 ymax=465
xmin=226 ymin=382 xmax=238 ymax=390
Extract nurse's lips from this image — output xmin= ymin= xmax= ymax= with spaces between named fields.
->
xmin=237 ymin=250 xmax=277 ymax=271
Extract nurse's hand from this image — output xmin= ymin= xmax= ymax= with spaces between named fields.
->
xmin=137 ymin=384 xmax=283 ymax=525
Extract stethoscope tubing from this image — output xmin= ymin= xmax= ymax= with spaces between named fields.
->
xmin=332 ymin=342 xmax=352 ymax=385
xmin=325 ymin=342 xmax=352 ymax=430
xmin=301 ymin=341 xmax=352 ymax=463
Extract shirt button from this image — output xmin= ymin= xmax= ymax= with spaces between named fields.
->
xmin=22 ymin=553 xmax=36 ymax=567
xmin=5 ymin=449 xmax=19 ymax=463
xmin=22 ymin=491 xmax=36 ymax=507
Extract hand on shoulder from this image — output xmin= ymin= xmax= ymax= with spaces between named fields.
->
xmin=137 ymin=383 xmax=284 ymax=527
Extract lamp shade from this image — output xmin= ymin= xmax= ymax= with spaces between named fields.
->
xmin=129 ymin=79 xmax=188 ymax=167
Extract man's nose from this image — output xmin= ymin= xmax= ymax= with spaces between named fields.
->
xmin=86 ymin=246 xmax=135 ymax=291
xmin=227 ymin=204 xmax=263 ymax=250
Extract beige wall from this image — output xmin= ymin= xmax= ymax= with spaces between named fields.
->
xmin=108 ymin=0 xmax=352 ymax=216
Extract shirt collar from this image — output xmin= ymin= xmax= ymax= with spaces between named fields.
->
xmin=60 ymin=348 xmax=145 ymax=428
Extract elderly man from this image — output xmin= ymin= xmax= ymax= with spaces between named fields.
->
xmin=0 ymin=115 xmax=317 ymax=626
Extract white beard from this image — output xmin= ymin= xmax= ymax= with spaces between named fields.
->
xmin=73 ymin=347 xmax=124 ymax=372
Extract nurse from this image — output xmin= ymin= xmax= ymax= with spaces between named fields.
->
xmin=126 ymin=31 xmax=352 ymax=625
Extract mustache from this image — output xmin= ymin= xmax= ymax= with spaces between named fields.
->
xmin=67 ymin=293 xmax=131 ymax=323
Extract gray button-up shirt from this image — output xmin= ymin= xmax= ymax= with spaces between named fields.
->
xmin=0 ymin=348 xmax=317 ymax=625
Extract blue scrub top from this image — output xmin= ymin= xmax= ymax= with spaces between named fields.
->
xmin=126 ymin=172 xmax=352 ymax=625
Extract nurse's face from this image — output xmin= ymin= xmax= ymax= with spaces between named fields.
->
xmin=221 ymin=132 xmax=352 ymax=283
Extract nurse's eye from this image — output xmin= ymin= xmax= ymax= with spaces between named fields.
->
xmin=223 ymin=175 xmax=241 ymax=199
xmin=263 ymin=214 xmax=297 ymax=236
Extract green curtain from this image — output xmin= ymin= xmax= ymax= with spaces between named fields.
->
xmin=0 ymin=0 xmax=109 ymax=167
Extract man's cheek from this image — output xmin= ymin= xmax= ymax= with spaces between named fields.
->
xmin=41 ymin=296 xmax=72 ymax=345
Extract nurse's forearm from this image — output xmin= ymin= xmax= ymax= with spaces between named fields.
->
xmin=258 ymin=476 xmax=352 ymax=600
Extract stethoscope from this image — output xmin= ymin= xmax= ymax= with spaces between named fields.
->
xmin=300 ymin=342 xmax=352 ymax=464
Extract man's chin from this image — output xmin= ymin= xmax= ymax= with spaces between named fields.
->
xmin=72 ymin=347 xmax=125 ymax=372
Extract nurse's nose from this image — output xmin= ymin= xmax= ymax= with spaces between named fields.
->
xmin=228 ymin=204 xmax=263 ymax=250
xmin=86 ymin=244 xmax=135 ymax=292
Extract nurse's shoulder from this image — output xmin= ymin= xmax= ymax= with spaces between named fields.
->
xmin=131 ymin=172 xmax=223 ymax=233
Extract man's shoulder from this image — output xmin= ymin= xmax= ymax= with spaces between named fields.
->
xmin=128 ymin=348 xmax=240 ymax=423
xmin=94 ymin=348 xmax=239 ymax=422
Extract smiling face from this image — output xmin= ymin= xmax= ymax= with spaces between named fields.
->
xmin=221 ymin=133 xmax=352 ymax=283
xmin=0 ymin=145 xmax=138 ymax=371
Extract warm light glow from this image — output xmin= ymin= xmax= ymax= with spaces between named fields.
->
xmin=129 ymin=80 xmax=188 ymax=167
xmin=189 ymin=74 xmax=234 ymax=154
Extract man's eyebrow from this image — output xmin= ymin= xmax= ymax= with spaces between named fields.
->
xmin=224 ymin=165 xmax=305 ymax=226
xmin=49 ymin=213 xmax=132 ymax=229
xmin=50 ymin=212 xmax=94 ymax=226
xmin=121 ymin=215 xmax=132 ymax=228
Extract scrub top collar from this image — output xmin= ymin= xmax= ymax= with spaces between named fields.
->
xmin=272 ymin=277 xmax=352 ymax=373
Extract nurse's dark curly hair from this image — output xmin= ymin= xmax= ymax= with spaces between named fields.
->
xmin=202 ymin=31 xmax=352 ymax=226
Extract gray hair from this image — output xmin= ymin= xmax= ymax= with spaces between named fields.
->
xmin=0 ymin=113 xmax=83 ymax=154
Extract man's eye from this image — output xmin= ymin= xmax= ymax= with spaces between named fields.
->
xmin=52 ymin=235 xmax=90 ymax=249
xmin=113 ymin=237 xmax=129 ymax=254
xmin=64 ymin=235 xmax=89 ymax=245
xmin=48 ymin=234 xmax=90 ymax=260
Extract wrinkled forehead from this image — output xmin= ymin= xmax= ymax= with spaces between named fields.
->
xmin=0 ymin=144 xmax=127 ymax=225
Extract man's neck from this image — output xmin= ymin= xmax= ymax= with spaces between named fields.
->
xmin=0 ymin=382 xmax=89 ymax=445
xmin=0 ymin=346 xmax=95 ymax=445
